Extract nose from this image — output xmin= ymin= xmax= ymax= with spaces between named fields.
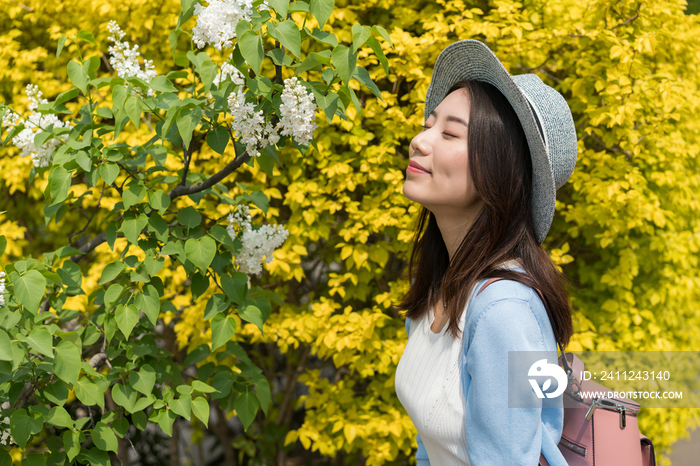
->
xmin=410 ymin=127 xmax=431 ymax=157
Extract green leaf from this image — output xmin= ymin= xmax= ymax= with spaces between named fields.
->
xmin=176 ymin=0 xmax=197 ymax=29
xmin=191 ymin=396 xmax=210 ymax=427
xmin=268 ymin=0 xmax=289 ymax=18
xmin=310 ymin=0 xmax=334 ymax=29
xmin=177 ymin=206 xmax=202 ymax=229
xmin=211 ymin=313 xmax=236 ymax=351
xmin=0 ymin=448 xmax=12 ymax=466
xmin=239 ymin=305 xmax=265 ymax=334
xmin=288 ymin=1 xmax=310 ymax=12
xmin=0 ymin=235 xmax=6 ymax=257
xmin=183 ymin=344 xmax=210 ymax=367
xmin=150 ymin=75 xmax=178 ymax=93
xmin=120 ymin=214 xmax=148 ymax=245
xmin=112 ymin=383 xmax=138 ymax=412
xmin=310 ymin=28 xmax=338 ymax=47
xmin=106 ymin=221 xmax=118 ymax=251
xmin=147 ymin=189 xmax=171 ymax=214
xmin=268 ymin=20 xmax=302 ymax=59
xmin=56 ymin=35 xmax=68 ymax=60
xmin=45 ymin=406 xmax=73 ymax=429
xmin=43 ymin=381 xmax=70 ymax=406
xmin=78 ymin=448 xmax=110 ymax=466
xmin=372 ymin=24 xmax=393 ymax=47
xmin=54 ymin=87 xmax=81 ymax=106
xmin=116 ymin=304 xmax=139 ymax=339
xmin=0 ymin=329 xmax=12 ymax=361
xmin=74 ymin=377 xmax=105 ymax=409
xmin=11 ymin=270 xmax=46 ymax=314
xmin=185 ymin=236 xmax=217 ymax=273
xmin=199 ymin=60 xmax=218 ymax=92
xmin=234 ymin=391 xmax=258 ymax=431
xmin=111 ymin=417 xmax=128 ymax=438
xmin=176 ymin=107 xmax=202 ymax=148
xmin=249 ymin=190 xmax=269 ymax=214
xmin=192 ymin=380 xmax=218 ymax=393
xmin=98 ymin=261 xmax=125 ymax=285
xmin=53 ymin=339 xmax=81 ymax=385
xmin=125 ymin=97 xmax=143 ymax=130
xmin=295 ymin=51 xmax=332 ymax=76
xmin=252 ymin=372 xmax=271 ymax=415
xmin=158 ymin=409 xmax=176 ymax=435
xmin=57 ymin=260 xmax=82 ymax=288
xmin=10 ymin=409 xmax=44 ymax=449
xmin=67 ymin=60 xmax=87 ymax=93
xmin=365 ymin=36 xmax=389 ymax=76
xmin=27 ymin=327 xmax=53 ymax=357
xmin=62 ymin=430 xmax=81 ymax=462
xmin=76 ymin=150 xmax=92 ymax=172
xmin=238 ymin=30 xmax=264 ymax=75
xmin=48 ymin=165 xmax=72 ymax=205
xmin=206 ymin=126 xmax=229 ymax=154
xmin=266 ymin=48 xmax=294 ymax=67
xmin=129 ymin=364 xmax=156 ymax=395
xmin=99 ymin=162 xmax=119 ymax=185
xmin=90 ymin=421 xmax=118 ymax=453
xmin=351 ymin=23 xmax=372 ymax=53
xmin=112 ymin=85 xmax=127 ymax=111
xmin=170 ymin=394 xmax=191 ymax=420
xmin=331 ymin=45 xmax=357 ymax=85
xmin=221 ymin=272 xmax=248 ymax=305
xmin=76 ymin=30 xmax=97 ymax=45
xmin=190 ymin=272 xmax=209 ymax=301
xmin=144 ymin=254 xmax=165 ymax=277
xmin=353 ymin=66 xmax=383 ymax=101
xmin=104 ymin=283 xmax=123 ymax=308
xmin=123 ymin=184 xmax=146 ymax=210
xmin=204 ymin=293 xmax=228 ymax=319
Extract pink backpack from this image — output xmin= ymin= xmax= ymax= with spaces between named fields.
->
xmin=477 ymin=278 xmax=656 ymax=466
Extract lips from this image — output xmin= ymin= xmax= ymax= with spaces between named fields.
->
xmin=408 ymin=160 xmax=431 ymax=174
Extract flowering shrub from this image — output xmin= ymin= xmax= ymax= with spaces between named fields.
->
xmin=0 ymin=0 xmax=389 ymax=463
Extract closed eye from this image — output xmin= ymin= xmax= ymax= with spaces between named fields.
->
xmin=422 ymin=125 xmax=456 ymax=138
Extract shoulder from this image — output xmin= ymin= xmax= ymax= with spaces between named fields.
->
xmin=465 ymin=278 xmax=555 ymax=352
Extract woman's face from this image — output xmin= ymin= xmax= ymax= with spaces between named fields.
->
xmin=403 ymin=89 xmax=482 ymax=217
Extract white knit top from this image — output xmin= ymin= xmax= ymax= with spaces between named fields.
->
xmin=395 ymin=260 xmax=522 ymax=465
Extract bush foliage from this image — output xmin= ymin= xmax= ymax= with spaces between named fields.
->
xmin=1 ymin=0 xmax=699 ymax=465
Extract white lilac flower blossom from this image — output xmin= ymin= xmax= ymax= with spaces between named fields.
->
xmin=0 ymin=415 xmax=13 ymax=446
xmin=192 ymin=0 xmax=255 ymax=50
xmin=278 ymin=77 xmax=318 ymax=146
xmin=107 ymin=21 xmax=157 ymax=96
xmin=0 ymin=271 xmax=5 ymax=306
xmin=227 ymin=89 xmax=279 ymax=157
xmin=227 ymin=205 xmax=289 ymax=277
xmin=2 ymin=85 xmax=70 ymax=168
xmin=213 ymin=61 xmax=246 ymax=88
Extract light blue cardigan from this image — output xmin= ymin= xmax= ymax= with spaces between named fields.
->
xmin=404 ymin=271 xmax=568 ymax=466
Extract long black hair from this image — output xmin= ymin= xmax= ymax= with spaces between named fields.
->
xmin=397 ymin=80 xmax=573 ymax=346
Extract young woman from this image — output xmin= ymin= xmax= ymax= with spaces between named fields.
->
xmin=394 ymin=40 xmax=577 ymax=465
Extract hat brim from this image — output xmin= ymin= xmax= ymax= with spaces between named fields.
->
xmin=424 ymin=40 xmax=556 ymax=244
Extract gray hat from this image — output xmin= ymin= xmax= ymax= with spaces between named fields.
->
xmin=424 ymin=40 xmax=577 ymax=244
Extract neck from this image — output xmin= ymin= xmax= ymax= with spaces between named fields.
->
xmin=432 ymin=203 xmax=483 ymax=262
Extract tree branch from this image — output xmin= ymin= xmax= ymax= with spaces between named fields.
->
xmin=168 ymin=150 xmax=250 ymax=201
xmin=69 ymin=184 xmax=106 ymax=247
xmin=180 ymin=140 xmax=190 ymax=187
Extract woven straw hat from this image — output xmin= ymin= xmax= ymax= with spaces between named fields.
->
xmin=424 ymin=40 xmax=577 ymax=244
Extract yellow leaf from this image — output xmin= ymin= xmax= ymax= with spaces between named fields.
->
xmin=344 ymin=424 xmax=357 ymax=444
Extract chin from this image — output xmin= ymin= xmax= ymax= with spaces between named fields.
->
xmin=402 ymin=183 xmax=429 ymax=208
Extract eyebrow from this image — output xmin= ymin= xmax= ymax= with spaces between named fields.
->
xmin=429 ymin=110 xmax=469 ymax=127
